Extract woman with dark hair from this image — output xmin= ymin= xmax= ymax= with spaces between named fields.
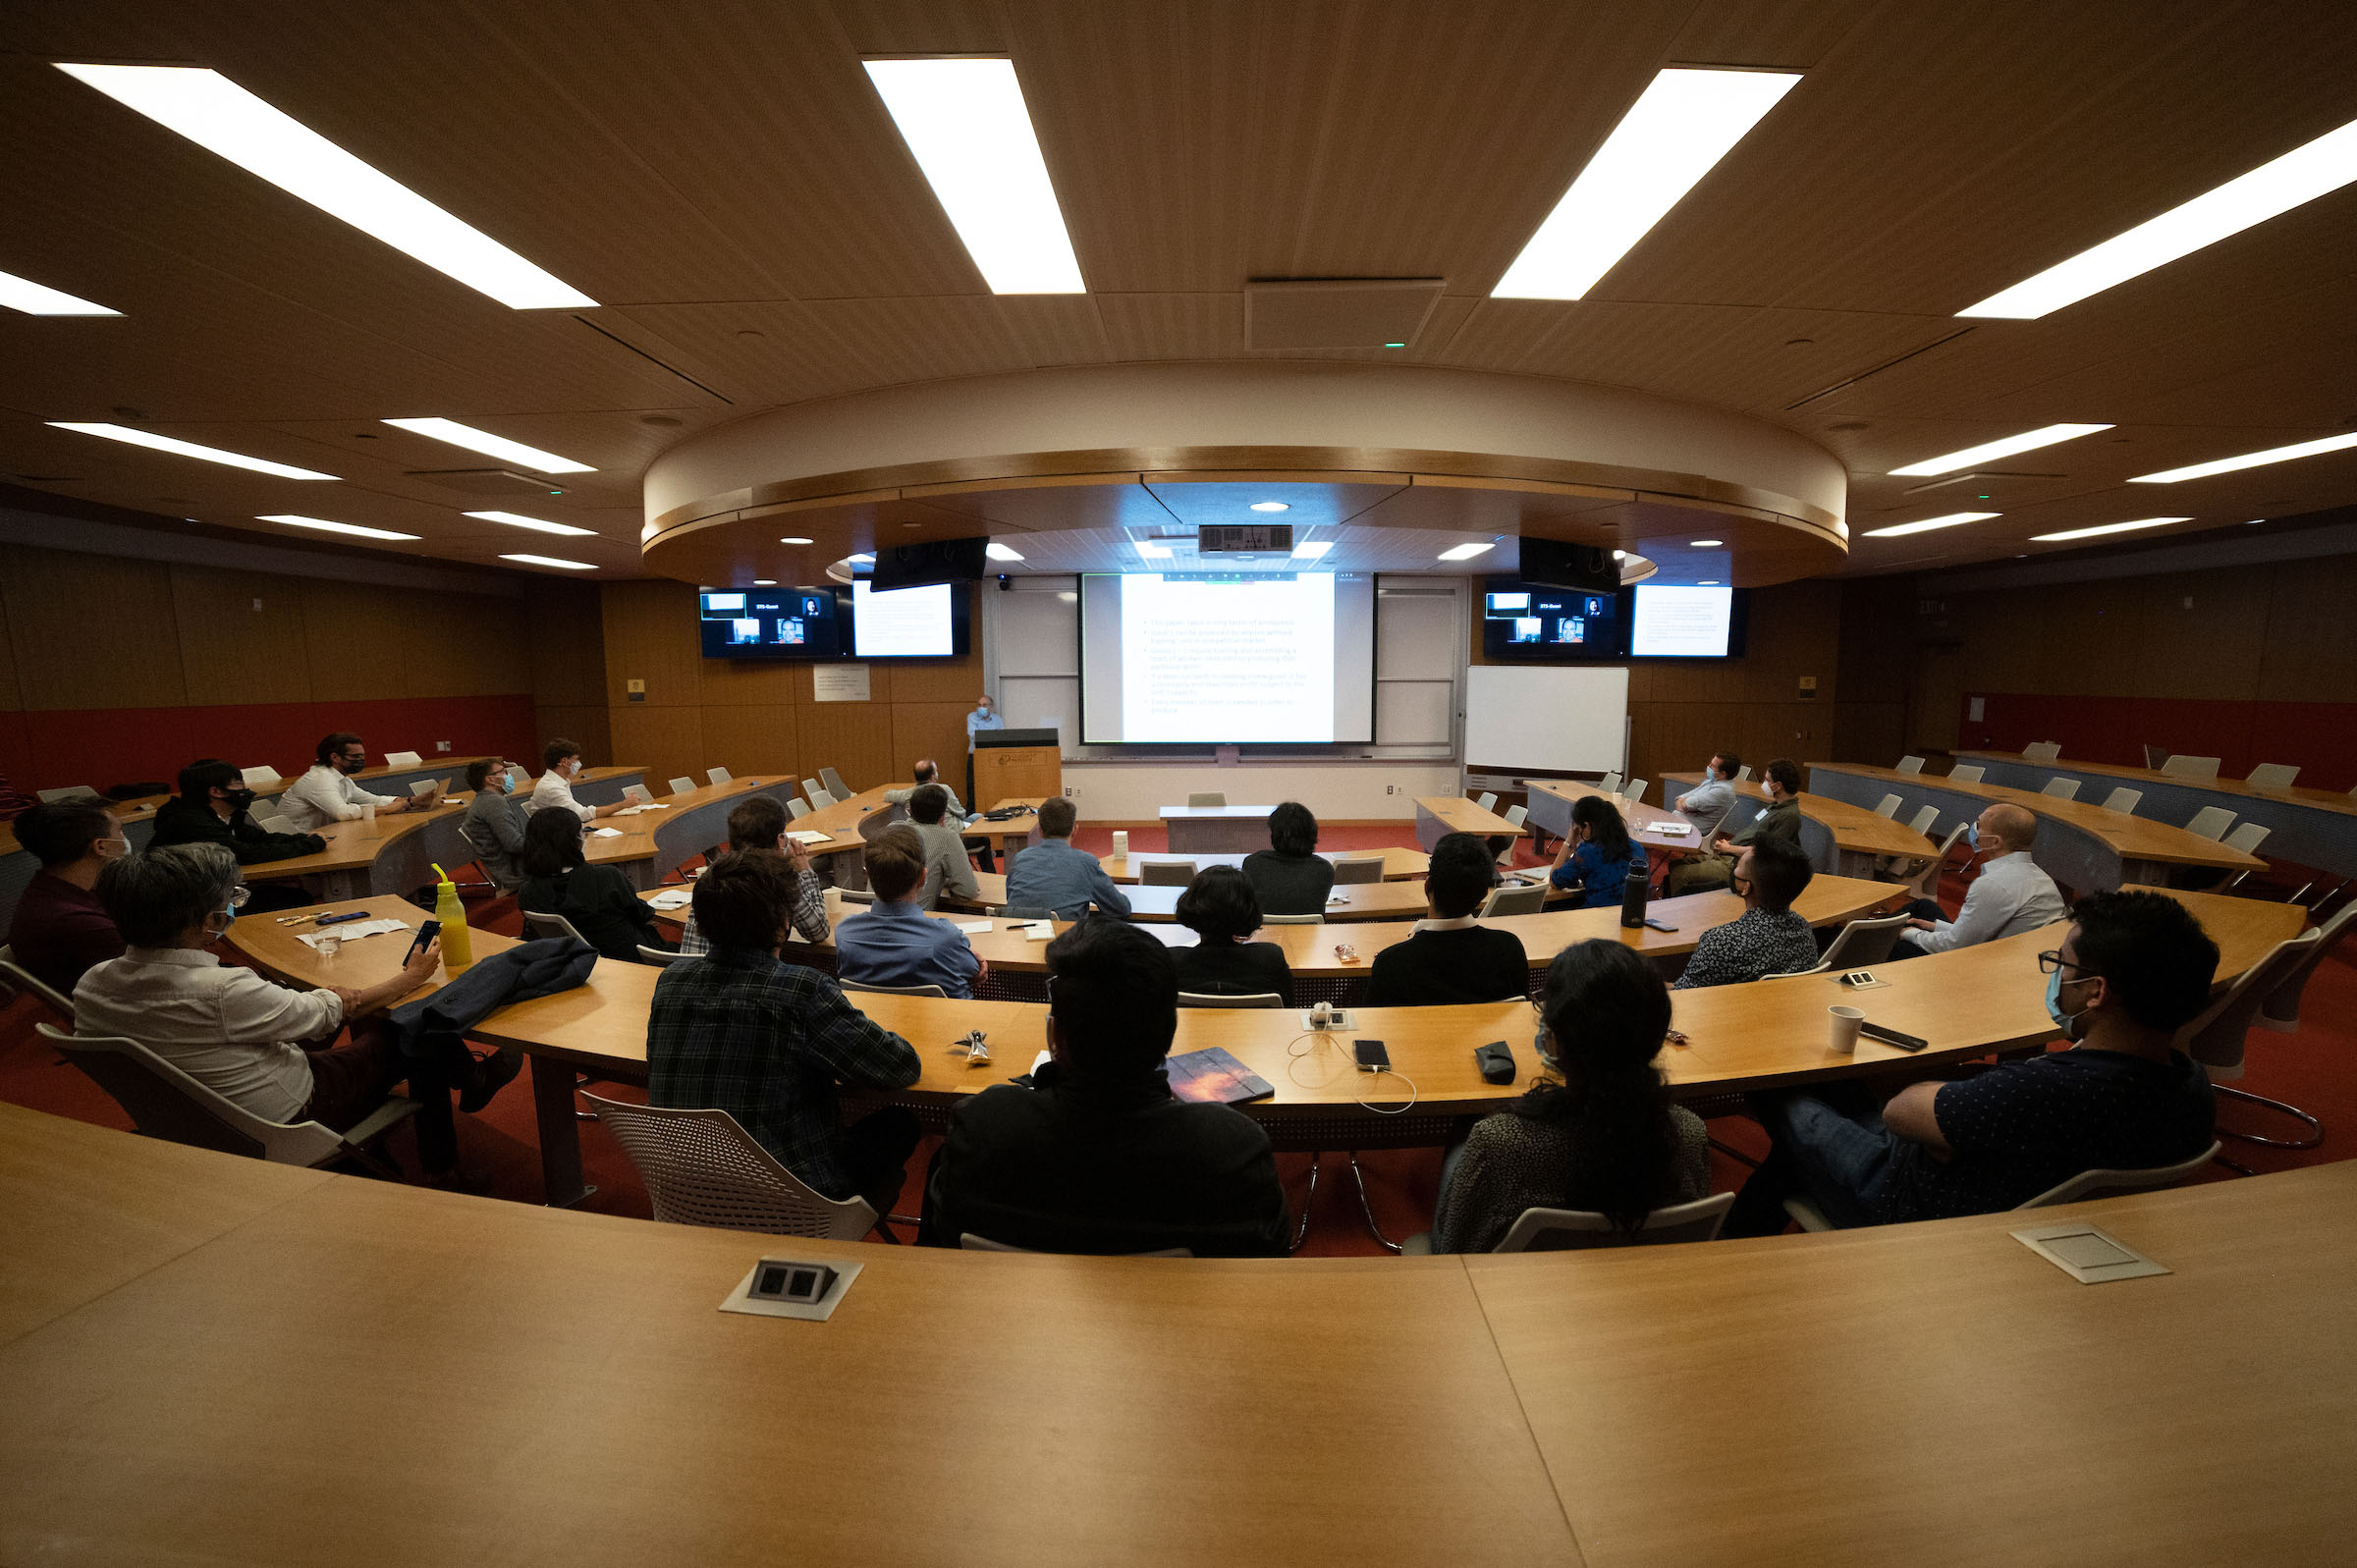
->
xmin=518 ymin=807 xmax=676 ymax=963
xmin=1172 ymin=865 xmax=1294 ymax=1005
xmin=1547 ymin=793 xmax=1648 ymax=909
xmin=1429 ymin=940 xmax=1707 ymax=1251
xmin=1241 ymin=800 xmax=1335 ymax=916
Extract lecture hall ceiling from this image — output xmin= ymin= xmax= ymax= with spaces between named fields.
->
xmin=1 ymin=0 xmax=2354 ymax=579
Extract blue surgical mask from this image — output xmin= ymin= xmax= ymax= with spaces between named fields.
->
xmin=212 ymin=902 xmax=238 ymax=936
xmin=2045 ymin=968 xmax=2089 ymax=1040
xmin=1966 ymin=823 xmax=1981 ymax=852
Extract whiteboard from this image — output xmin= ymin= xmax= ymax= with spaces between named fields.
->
xmin=1463 ymin=666 xmax=1627 ymax=774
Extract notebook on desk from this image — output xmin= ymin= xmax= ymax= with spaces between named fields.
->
xmin=1163 ymin=1048 xmax=1275 ymax=1106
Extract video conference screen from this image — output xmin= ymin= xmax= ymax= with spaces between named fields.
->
xmin=699 ymin=588 xmax=843 ymax=659
xmin=697 ymin=581 xmax=971 ymax=661
xmin=1078 ymin=572 xmax=1377 ymax=744
xmin=1480 ymin=579 xmax=1623 ymax=661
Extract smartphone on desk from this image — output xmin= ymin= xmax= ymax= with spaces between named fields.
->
xmin=1642 ymin=917 xmax=1678 ymax=932
xmin=405 ymin=919 xmax=441 ymax=963
xmin=1353 ymin=1039 xmax=1391 ymax=1073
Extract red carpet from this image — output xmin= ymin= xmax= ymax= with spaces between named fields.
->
xmin=4 ymin=825 xmax=2344 ymax=1256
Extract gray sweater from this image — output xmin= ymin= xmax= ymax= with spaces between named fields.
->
xmin=1431 ymin=1104 xmax=1710 ymax=1253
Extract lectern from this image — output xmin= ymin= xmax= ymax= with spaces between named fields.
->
xmin=975 ymin=727 xmax=1062 ymax=806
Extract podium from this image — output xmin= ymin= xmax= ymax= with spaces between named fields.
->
xmin=974 ymin=727 xmax=1062 ymax=807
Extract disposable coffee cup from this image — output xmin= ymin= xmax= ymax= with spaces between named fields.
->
xmin=1113 ymin=831 xmax=1130 ymax=857
xmin=359 ymin=803 xmax=375 ymax=823
xmin=1829 ymin=1005 xmax=1866 ymax=1054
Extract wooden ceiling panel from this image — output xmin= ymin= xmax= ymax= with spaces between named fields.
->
xmin=795 ymin=297 xmax=1038 ymax=387
xmin=609 ymin=301 xmax=895 ymax=407
xmin=1096 ymin=294 xmax=1246 ymax=361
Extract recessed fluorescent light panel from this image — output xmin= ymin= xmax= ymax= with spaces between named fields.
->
xmin=863 ymin=57 xmax=1084 ymax=294
xmin=381 ymin=417 xmax=593 ymax=473
xmin=0 ymin=269 xmax=119 ymax=315
xmin=781 ymin=536 xmax=815 ymax=546
xmin=1960 ymin=115 xmax=2357 ymax=318
xmin=1438 ymin=542 xmax=1495 ymax=561
xmin=1133 ymin=541 xmax=1174 ymax=560
xmin=501 ymin=553 xmax=597 ymax=569
xmin=1888 ymin=423 xmax=2112 ymax=477
xmin=2029 ymin=517 xmax=2190 ymax=542
xmin=1290 ymin=540 xmax=1335 ymax=559
xmin=464 ymin=510 xmax=595 ymax=536
xmin=1862 ymin=512 xmax=2001 ymax=539
xmin=1250 ymin=501 xmax=1289 ymax=513
xmin=50 ymin=422 xmax=338 ymax=479
xmin=2129 ymin=431 xmax=2357 ymax=484
xmin=56 ymin=64 xmax=593 ymax=311
xmin=257 ymin=514 xmax=419 ymax=540
xmin=983 ymin=542 xmax=1024 ymax=561
xmin=1492 ymin=67 xmax=1801 ymax=300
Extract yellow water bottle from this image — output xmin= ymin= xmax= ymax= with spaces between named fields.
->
xmin=429 ymin=862 xmax=473 ymax=968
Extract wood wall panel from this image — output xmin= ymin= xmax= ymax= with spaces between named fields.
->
xmin=531 ymin=705 xmax=612 ymax=768
xmin=2255 ymin=554 xmax=2357 ymax=703
xmin=699 ymin=651 xmax=811 ymax=708
xmin=700 ymin=704 xmax=801 ymax=781
xmin=298 ymin=578 xmax=512 ymax=702
xmin=4 ymin=547 xmax=188 ymax=711
xmin=796 ymin=701 xmax=900 ymax=795
xmin=0 ymin=574 xmax=19 ymax=713
xmin=601 ymin=579 xmax=705 ymax=708
xmin=608 ymin=705 xmax=706 ymax=792
xmin=525 ymin=581 xmax=608 ymax=709
xmin=891 ymin=701 xmax=976 ymax=784
xmin=173 ymin=566 xmax=314 ymax=708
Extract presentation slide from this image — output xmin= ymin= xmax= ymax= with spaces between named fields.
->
xmin=1628 ymin=585 xmax=1734 ymax=658
xmin=850 ymin=581 xmax=955 ymax=658
xmin=1080 ymin=573 xmax=1375 ymax=744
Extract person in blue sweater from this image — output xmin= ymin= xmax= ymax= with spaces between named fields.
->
xmin=1548 ymin=793 xmax=1648 ymax=909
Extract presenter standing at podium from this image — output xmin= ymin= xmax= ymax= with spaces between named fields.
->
xmin=963 ymin=692 xmax=1003 ymax=808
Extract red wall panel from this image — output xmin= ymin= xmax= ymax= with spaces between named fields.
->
xmin=1959 ymin=693 xmax=2357 ymax=792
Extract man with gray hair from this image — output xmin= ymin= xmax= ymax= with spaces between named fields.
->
xmin=73 ymin=843 xmax=483 ymax=1144
xmin=1891 ymin=802 xmax=2066 ymax=958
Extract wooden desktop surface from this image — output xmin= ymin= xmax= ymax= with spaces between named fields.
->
xmin=1814 ymin=762 xmax=2265 ymax=871
xmin=4 ymin=1101 xmax=2348 ymax=1568
xmin=237 ymin=793 xmax=473 ymax=880
xmin=1957 ymin=749 xmax=2357 ymax=818
xmin=1098 ymin=847 xmax=1429 ymax=883
xmin=1659 ymin=771 xmax=1941 ymax=858
xmin=1416 ymin=795 xmax=1532 ymax=838
xmin=954 ymin=869 xmax=1438 ymax=922
xmin=0 ymin=791 xmax=163 ymax=858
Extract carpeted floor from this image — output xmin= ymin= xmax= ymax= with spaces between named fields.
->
xmin=4 ymin=820 xmax=2344 ymax=1256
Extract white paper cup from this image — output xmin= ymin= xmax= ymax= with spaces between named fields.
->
xmin=1113 ymin=831 xmax=1130 ymax=857
xmin=359 ymin=803 xmax=375 ymax=822
xmin=1829 ymin=1005 xmax=1866 ymax=1054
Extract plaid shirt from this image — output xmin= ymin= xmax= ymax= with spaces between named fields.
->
xmin=1673 ymin=906 xmax=1821 ymax=990
xmin=677 ymin=866 xmax=830 ymax=954
xmin=646 ymin=948 xmax=920 ymax=1197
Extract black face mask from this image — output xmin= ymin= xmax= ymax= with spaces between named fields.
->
xmin=337 ymin=756 xmax=365 ymax=775
xmin=223 ymin=786 xmax=257 ymax=812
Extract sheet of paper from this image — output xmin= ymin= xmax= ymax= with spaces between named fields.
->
xmin=590 ymin=827 xmax=624 ymax=838
xmin=954 ymin=920 xmax=994 ymax=933
xmin=1022 ymin=920 xmax=1056 ymax=940
xmin=298 ymin=918 xmax=409 ymax=949
xmin=786 ymin=830 xmax=832 ymax=844
xmin=646 ymin=889 xmax=693 ymax=909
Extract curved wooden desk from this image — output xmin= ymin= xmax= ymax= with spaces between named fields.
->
xmin=1414 ymin=795 xmax=1531 ymax=851
xmin=1809 ymin=762 xmax=2264 ymax=892
xmin=1958 ymin=749 xmax=2357 ymax=880
xmin=1099 ymin=847 xmax=1428 ymax=884
xmin=228 ymin=888 xmax=2299 ymax=1207
xmin=955 ymin=868 xmax=1439 ymax=922
xmin=1658 ymin=771 xmax=1940 ymax=874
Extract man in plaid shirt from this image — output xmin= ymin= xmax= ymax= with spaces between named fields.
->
xmin=676 ymin=794 xmax=830 ymax=954
xmin=648 ymin=851 xmax=921 ymax=1216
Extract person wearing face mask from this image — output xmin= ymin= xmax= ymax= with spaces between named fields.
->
xmin=4 ymin=801 xmax=133 ymax=994
xmin=1884 ymin=802 xmax=2065 ymax=960
xmin=1672 ymin=751 xmax=1740 ymax=840
xmin=1723 ymin=889 xmax=2220 ymax=1236
xmin=151 ymin=758 xmax=327 ymax=911
xmin=279 ymin=732 xmax=437 ymax=832
xmin=963 ymin=692 xmax=1003 ymax=809
xmin=1672 ymin=838 xmax=1820 ymax=989
xmin=526 ymin=737 xmax=628 ymax=822
xmin=1666 ymin=756 xmax=1804 ymax=896
xmin=459 ymin=757 xmax=530 ymax=891
xmin=1428 ymin=941 xmax=1709 ymax=1253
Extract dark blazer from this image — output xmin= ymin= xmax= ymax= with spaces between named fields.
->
xmin=1365 ymin=924 xmax=1529 ymax=1006
xmin=151 ymin=796 xmax=326 ymax=865
xmin=1240 ymin=850 xmax=1335 ymax=916
xmin=921 ymin=1063 xmax=1289 ymax=1256
xmin=1174 ymin=940 xmax=1294 ymax=1006
xmin=521 ymin=864 xmax=676 ymax=963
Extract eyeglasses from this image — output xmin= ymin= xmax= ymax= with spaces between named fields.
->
xmin=227 ymin=886 xmax=252 ymax=908
xmin=2036 ymin=949 xmax=2095 ymax=978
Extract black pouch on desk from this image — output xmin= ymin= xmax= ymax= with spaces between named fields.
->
xmin=1474 ymin=1042 xmax=1516 ymax=1084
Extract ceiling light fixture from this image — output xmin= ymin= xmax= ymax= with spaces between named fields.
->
xmin=1698 ymin=579 xmax=1722 ymax=586
xmin=381 ymin=417 xmax=592 ymax=473
xmin=2028 ymin=516 xmax=2191 ymax=542
xmin=753 ymin=579 xmax=776 ymax=586
xmin=1134 ymin=541 xmax=1175 ymax=560
xmin=1689 ymin=538 xmax=1723 ymax=547
xmin=848 ymin=552 xmax=874 ymax=564
xmin=1249 ymin=501 xmax=1289 ymax=513
xmin=500 ymin=553 xmax=597 ymax=569
xmin=1438 ymin=542 xmax=1495 ymax=561
xmin=1959 ymin=115 xmax=2357 ymax=318
xmin=862 ymin=57 xmax=1083 ymax=294
xmin=984 ymin=542 xmax=1024 ymax=561
xmin=257 ymin=513 xmax=419 ymax=540
xmin=1492 ymin=67 xmax=1802 ymax=300
xmin=55 ymin=64 xmax=595 ymax=310
xmin=1888 ymin=423 xmax=2112 ymax=476
xmin=464 ymin=510 xmax=595 ymax=536
xmin=51 ymin=422 xmax=338 ymax=479
xmin=1861 ymin=511 xmax=2001 ymax=539
xmin=0 ymin=268 xmax=120 ymax=315
xmin=1612 ymin=550 xmax=1625 ymax=560
xmin=2128 ymin=431 xmax=2357 ymax=484
xmin=781 ymin=536 xmax=815 ymax=546
xmin=1290 ymin=540 xmax=1335 ymax=559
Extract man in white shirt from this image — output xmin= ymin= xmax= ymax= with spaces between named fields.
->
xmin=963 ymin=693 xmax=1004 ymax=809
xmin=884 ymin=758 xmax=971 ymax=822
xmin=278 ymin=732 xmax=439 ymax=832
xmin=1891 ymin=802 xmax=2066 ymax=957
xmin=1673 ymin=751 xmax=1740 ymax=840
xmin=527 ymin=737 xmax=627 ymax=823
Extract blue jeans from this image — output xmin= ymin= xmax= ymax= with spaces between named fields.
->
xmin=1725 ymin=1083 xmax=1907 ymax=1236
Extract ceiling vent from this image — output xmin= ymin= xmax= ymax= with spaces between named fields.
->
xmin=1244 ymin=278 xmax=1445 ymax=350
xmin=406 ymin=467 xmax=571 ymax=495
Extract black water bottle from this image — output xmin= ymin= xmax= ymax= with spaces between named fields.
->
xmin=1620 ymin=864 xmax=1648 ymax=929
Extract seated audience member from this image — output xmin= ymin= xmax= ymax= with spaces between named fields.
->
xmin=1673 ymin=838 xmax=1819 ymax=989
xmin=4 ymin=801 xmax=130 ymax=995
xmin=73 ymin=844 xmax=492 ymax=1143
xmin=459 ymin=758 xmax=529 ymax=891
xmin=833 ymin=826 xmax=984 ymax=999
xmin=921 ymin=916 xmax=1288 ymax=1255
xmin=1888 ymin=802 xmax=2065 ymax=959
xmin=518 ymin=807 xmax=677 ymax=962
xmin=1727 ymin=890 xmax=2220 ymax=1235
xmin=1365 ymin=833 xmax=1528 ymax=1006
xmin=1005 ymin=795 xmax=1130 ymax=920
xmin=904 ymin=783 xmax=981 ymax=910
xmin=278 ymin=732 xmax=436 ymax=832
xmin=1548 ymin=793 xmax=1649 ymax=909
xmin=0 ymin=768 xmax=37 ymax=819
xmin=884 ymin=758 xmax=969 ymax=822
xmin=1241 ymin=801 xmax=1336 ymax=916
xmin=1173 ymin=866 xmax=1293 ymax=1005
xmin=151 ymin=759 xmax=326 ymax=911
xmin=677 ymin=794 xmax=829 ymax=954
xmin=1431 ymin=941 xmax=1710 ymax=1252
xmin=648 ymin=851 xmax=922 ymax=1215
xmin=1666 ymin=756 xmax=1804 ymax=896
xmin=1672 ymin=751 xmax=1741 ymax=840
xmin=527 ymin=737 xmax=626 ymax=821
